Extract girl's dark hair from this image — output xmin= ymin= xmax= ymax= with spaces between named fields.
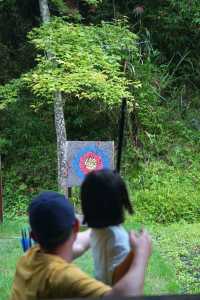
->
xmin=81 ymin=169 xmax=133 ymax=228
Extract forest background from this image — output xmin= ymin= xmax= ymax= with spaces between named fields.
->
xmin=1 ymin=0 xmax=200 ymax=223
xmin=0 ymin=0 xmax=200 ymax=296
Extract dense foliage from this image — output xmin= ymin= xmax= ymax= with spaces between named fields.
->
xmin=0 ymin=0 xmax=200 ymax=223
xmin=25 ymin=18 xmax=137 ymax=103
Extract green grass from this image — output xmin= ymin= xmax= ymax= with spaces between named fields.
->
xmin=144 ymin=248 xmax=180 ymax=294
xmin=1 ymin=217 xmax=200 ymax=300
xmin=125 ymin=218 xmax=200 ymax=294
xmin=0 ymin=217 xmax=27 ymax=299
xmin=0 ymin=238 xmax=21 ymax=300
xmin=153 ymin=222 xmax=200 ymax=294
xmin=0 ymin=216 xmax=28 ymax=237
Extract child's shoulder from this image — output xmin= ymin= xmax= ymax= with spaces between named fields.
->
xmin=91 ymin=225 xmax=128 ymax=240
xmin=106 ymin=225 xmax=129 ymax=240
xmin=91 ymin=226 xmax=130 ymax=250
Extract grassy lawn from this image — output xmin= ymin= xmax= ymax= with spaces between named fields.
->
xmin=0 ymin=217 xmax=199 ymax=300
xmin=152 ymin=222 xmax=200 ymax=294
xmin=0 ymin=217 xmax=28 ymax=300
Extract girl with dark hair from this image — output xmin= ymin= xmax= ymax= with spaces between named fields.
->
xmin=81 ymin=169 xmax=134 ymax=285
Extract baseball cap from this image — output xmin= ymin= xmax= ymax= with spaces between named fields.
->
xmin=29 ymin=191 xmax=76 ymax=250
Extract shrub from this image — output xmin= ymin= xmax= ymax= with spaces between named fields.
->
xmin=3 ymin=143 xmax=57 ymax=217
xmin=129 ymin=160 xmax=200 ymax=224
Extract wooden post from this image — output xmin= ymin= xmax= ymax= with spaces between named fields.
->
xmin=116 ymin=98 xmax=126 ymax=173
xmin=68 ymin=187 xmax=72 ymax=199
xmin=0 ymin=155 xmax=3 ymax=223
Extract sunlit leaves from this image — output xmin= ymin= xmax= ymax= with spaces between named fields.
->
xmin=0 ymin=79 xmax=22 ymax=110
xmin=25 ymin=18 xmax=139 ymax=105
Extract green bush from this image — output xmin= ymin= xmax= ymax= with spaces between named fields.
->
xmin=129 ymin=160 xmax=200 ymax=224
xmin=3 ymin=143 xmax=58 ymax=217
xmin=3 ymin=172 xmax=30 ymax=217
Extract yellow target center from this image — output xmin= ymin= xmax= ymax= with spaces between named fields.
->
xmin=84 ymin=157 xmax=97 ymax=170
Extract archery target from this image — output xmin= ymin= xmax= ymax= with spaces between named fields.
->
xmin=66 ymin=141 xmax=114 ymax=187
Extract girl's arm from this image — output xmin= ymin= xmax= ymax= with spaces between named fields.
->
xmin=72 ymin=229 xmax=91 ymax=259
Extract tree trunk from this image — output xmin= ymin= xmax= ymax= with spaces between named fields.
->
xmin=38 ymin=0 xmax=68 ymax=197
xmin=0 ymin=155 xmax=3 ymax=223
xmin=54 ymin=91 xmax=68 ymax=196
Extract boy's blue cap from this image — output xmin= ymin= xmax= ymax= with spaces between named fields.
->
xmin=29 ymin=191 xmax=76 ymax=247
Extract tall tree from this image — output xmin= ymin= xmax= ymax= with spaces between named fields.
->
xmin=38 ymin=0 xmax=68 ymax=196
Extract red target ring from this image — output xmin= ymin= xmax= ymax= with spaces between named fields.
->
xmin=79 ymin=152 xmax=103 ymax=175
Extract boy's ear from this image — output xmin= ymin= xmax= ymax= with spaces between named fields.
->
xmin=73 ymin=218 xmax=80 ymax=233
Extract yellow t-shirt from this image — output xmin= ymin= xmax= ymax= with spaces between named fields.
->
xmin=10 ymin=245 xmax=111 ymax=300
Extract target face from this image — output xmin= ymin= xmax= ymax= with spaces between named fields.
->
xmin=66 ymin=141 xmax=114 ymax=187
